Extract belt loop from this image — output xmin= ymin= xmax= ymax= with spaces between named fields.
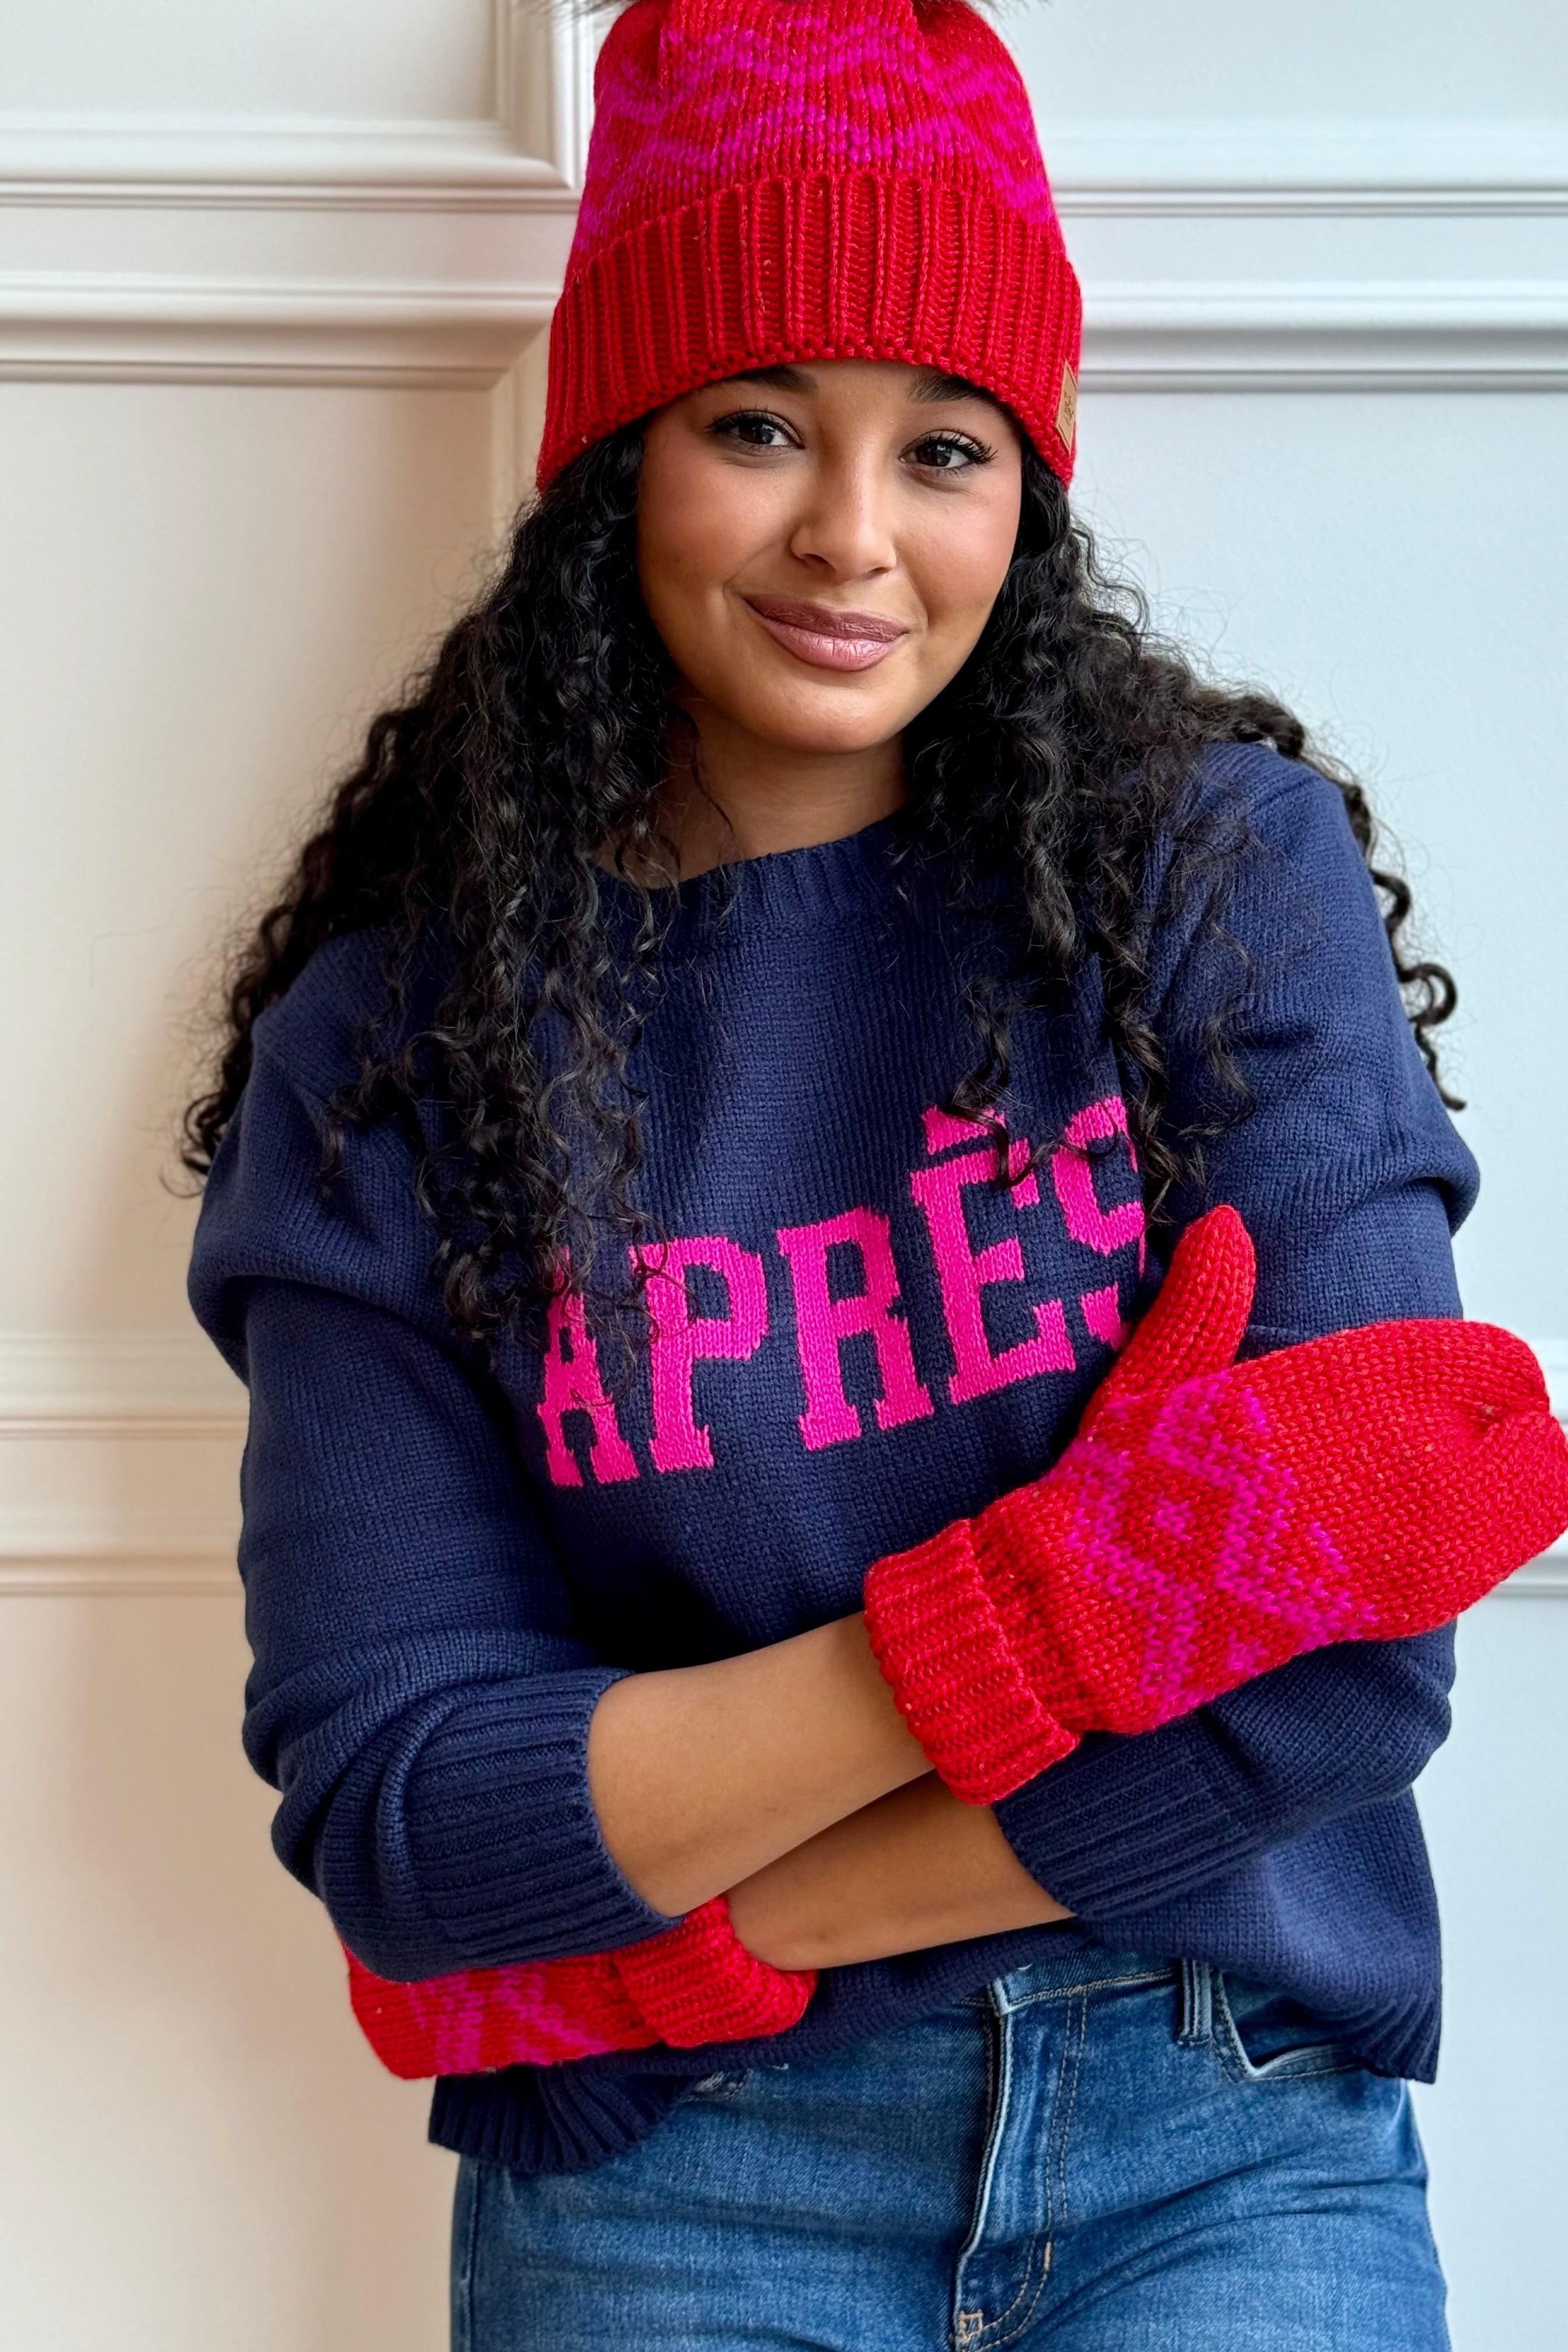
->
xmin=1177 ymin=1958 xmax=1213 ymax=2047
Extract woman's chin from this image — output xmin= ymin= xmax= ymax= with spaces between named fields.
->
xmin=732 ymin=692 xmax=912 ymax=760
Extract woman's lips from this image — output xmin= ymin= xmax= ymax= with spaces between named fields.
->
xmin=742 ymin=595 xmax=909 ymax=673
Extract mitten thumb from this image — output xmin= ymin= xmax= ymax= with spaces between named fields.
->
xmin=1079 ymin=1203 xmax=1255 ymax=1434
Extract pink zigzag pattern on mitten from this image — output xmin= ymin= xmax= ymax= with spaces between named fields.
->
xmin=346 ymin=1950 xmax=657 ymax=2081
xmin=866 ymin=1207 xmax=1568 ymax=1804
xmin=344 ymin=1895 xmax=816 ymax=2084
xmin=1061 ymin=1379 xmax=1370 ymax=1709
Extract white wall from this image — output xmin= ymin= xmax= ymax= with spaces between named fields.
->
xmin=1 ymin=2 xmax=1563 ymax=2344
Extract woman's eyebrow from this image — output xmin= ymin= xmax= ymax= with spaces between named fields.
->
xmin=717 ymin=363 xmax=817 ymax=394
xmin=908 ymin=369 xmax=998 ymax=405
xmin=712 ymin=364 xmax=998 ymax=406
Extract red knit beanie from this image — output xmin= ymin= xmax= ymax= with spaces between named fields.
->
xmin=536 ymin=0 xmax=1082 ymax=494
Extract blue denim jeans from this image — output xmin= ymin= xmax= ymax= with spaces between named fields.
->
xmin=451 ymin=1942 xmax=1448 ymax=2350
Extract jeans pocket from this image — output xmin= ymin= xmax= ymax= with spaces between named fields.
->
xmin=1203 ymin=1966 xmax=1364 ymax=2085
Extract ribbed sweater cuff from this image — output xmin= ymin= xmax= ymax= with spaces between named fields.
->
xmin=993 ymin=1711 xmax=1265 ymax=1920
xmin=402 ymin=1668 xmax=678 ymax=1968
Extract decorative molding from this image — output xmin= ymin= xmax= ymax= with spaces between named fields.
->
xmin=3 ymin=111 xmax=1564 ymax=218
xmin=0 ymin=1556 xmax=235 ymax=1595
xmin=4 ymin=53 xmax=1567 ymax=394
xmin=0 ymin=1333 xmax=243 ymax=1591
xmin=1044 ymin=120 xmax=1568 ymax=219
xmin=1513 ymin=1343 xmax=1568 ymax=1595
xmin=2 ymin=275 xmax=1567 ymax=391
xmin=1497 ymin=1556 xmax=1568 ymax=1598
xmin=1078 ymin=282 xmax=1568 ymax=392
xmin=0 ymin=272 xmax=556 ymax=386
xmin=0 ymin=120 xmax=579 ymax=210
xmin=495 ymin=0 xmax=600 ymax=196
xmin=0 ymin=1331 xmax=246 ymax=1433
xmin=0 ymin=4 xmax=603 ymax=209
xmin=0 ymin=1332 xmax=1563 ymax=1596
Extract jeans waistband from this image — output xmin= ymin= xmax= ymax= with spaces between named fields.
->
xmin=962 ymin=1938 xmax=1177 ymax=2014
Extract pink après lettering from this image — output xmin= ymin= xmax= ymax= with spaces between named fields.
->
xmin=536 ymin=1092 xmax=1147 ymax=1488
xmin=635 ymin=1237 xmax=769 ymax=1474
xmin=776 ymin=1208 xmax=935 ymax=1450
xmin=911 ymin=1128 xmax=1076 ymax=1405
xmin=536 ymin=1278 xmax=639 ymax=1488
xmin=1080 ymin=1283 xmax=1130 ymax=1352
xmin=921 ymin=1105 xmax=998 ymax=1154
xmin=1051 ymin=1096 xmax=1147 ymax=1277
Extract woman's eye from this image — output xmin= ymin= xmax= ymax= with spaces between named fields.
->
xmin=706 ymin=414 xmax=992 ymax=470
xmin=710 ymin=410 xmax=796 ymax=451
xmin=909 ymin=432 xmax=992 ymax=474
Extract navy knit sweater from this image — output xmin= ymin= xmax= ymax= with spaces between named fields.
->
xmin=187 ymin=741 xmax=1479 ymax=2174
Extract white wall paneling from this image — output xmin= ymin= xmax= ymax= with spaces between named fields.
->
xmin=1044 ymin=120 xmax=1568 ymax=216
xmin=0 ymin=1334 xmax=243 ymax=1590
xmin=0 ymin=1591 xmax=455 ymax=2352
xmin=1 ymin=1337 xmax=1560 ymax=1598
xmin=0 ymin=0 xmax=598 ymax=503
xmin=0 ymin=0 xmax=595 ymax=191
xmin=1503 ymin=1345 xmax=1568 ymax=1594
xmin=2 ymin=1 xmax=1564 ymax=2345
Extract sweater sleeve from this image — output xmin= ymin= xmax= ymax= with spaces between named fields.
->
xmin=186 ymin=1028 xmax=679 ymax=1980
xmin=993 ymin=743 xmax=1480 ymax=1920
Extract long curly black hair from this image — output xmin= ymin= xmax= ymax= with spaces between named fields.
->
xmin=178 ymin=414 xmax=1458 ymax=1357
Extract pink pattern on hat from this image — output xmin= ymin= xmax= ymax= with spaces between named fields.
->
xmin=538 ymin=0 xmax=1082 ymax=491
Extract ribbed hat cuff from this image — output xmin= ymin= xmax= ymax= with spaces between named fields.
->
xmin=536 ymin=168 xmax=1082 ymax=492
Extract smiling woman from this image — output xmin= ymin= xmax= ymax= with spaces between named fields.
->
xmin=173 ymin=3 xmax=1567 ymax=2348
xmin=630 ymin=361 xmax=1024 ymax=873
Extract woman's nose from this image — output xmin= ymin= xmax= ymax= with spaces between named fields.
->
xmin=785 ymin=455 xmax=899 ymax=579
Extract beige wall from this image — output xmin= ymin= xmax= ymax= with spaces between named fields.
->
xmin=2 ymin=3 xmax=1564 ymax=2343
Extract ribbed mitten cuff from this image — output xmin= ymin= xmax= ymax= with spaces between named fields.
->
xmin=615 ymin=1896 xmax=817 ymax=2049
xmin=863 ymin=1516 xmax=1079 ymax=1805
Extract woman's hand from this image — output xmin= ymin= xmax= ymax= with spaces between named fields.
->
xmin=725 ymin=1776 xmax=1072 ymax=1972
xmin=343 ymin=1893 xmax=819 ymax=2081
xmin=864 ymin=1206 xmax=1568 ymax=1805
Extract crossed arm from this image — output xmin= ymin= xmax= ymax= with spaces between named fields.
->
xmin=586 ymin=1608 xmax=1072 ymax=1974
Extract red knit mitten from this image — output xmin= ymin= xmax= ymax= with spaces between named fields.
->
xmin=344 ymin=1895 xmax=816 ymax=2081
xmin=864 ymin=1207 xmax=1568 ymax=1805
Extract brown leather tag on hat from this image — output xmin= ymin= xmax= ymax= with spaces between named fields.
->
xmin=1054 ymin=362 xmax=1078 ymax=453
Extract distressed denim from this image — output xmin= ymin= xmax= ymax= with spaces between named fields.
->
xmin=451 ymin=1940 xmax=1448 ymax=2351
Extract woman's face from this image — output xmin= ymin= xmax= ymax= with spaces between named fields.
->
xmin=636 ymin=359 xmax=1025 ymax=761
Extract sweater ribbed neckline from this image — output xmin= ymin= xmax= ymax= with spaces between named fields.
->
xmin=594 ymin=804 xmax=931 ymax=939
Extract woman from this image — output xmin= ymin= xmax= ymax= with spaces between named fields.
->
xmin=182 ymin=4 xmax=1566 ymax=2346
